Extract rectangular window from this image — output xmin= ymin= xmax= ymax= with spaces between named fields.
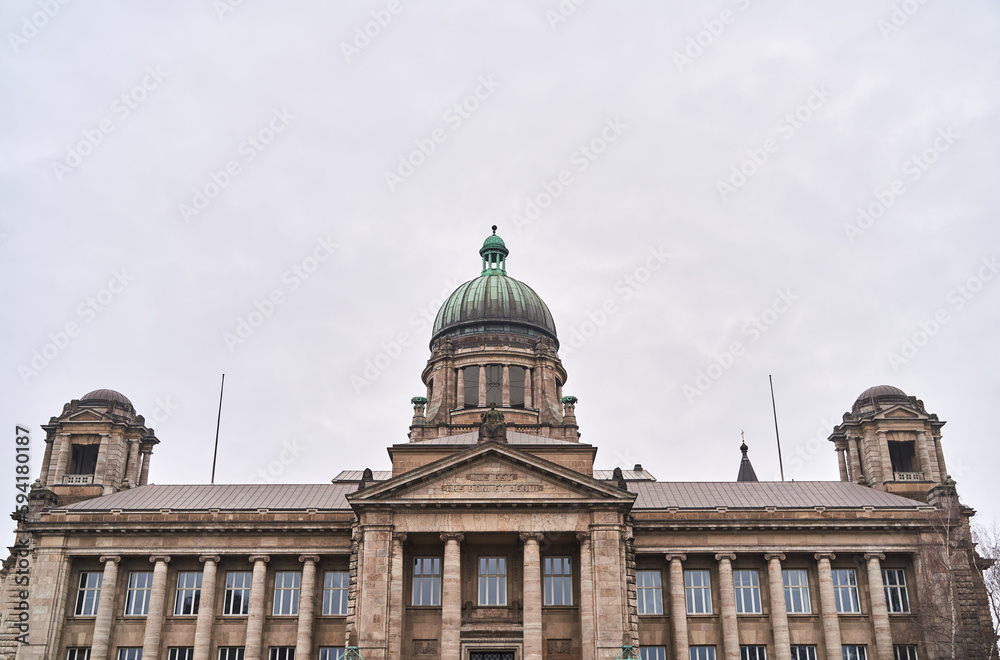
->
xmin=463 ymin=366 xmax=479 ymax=408
xmin=218 ymin=650 xmax=246 ymax=660
xmin=75 ymin=572 xmax=103 ymax=616
xmin=882 ymin=569 xmax=910 ymax=613
xmin=124 ymin=572 xmax=153 ymax=616
xmin=832 ymin=569 xmax=860 ymax=613
xmin=268 ymin=649 xmax=295 ymax=660
xmin=224 ymin=571 xmax=251 ymax=615
xmin=842 ymin=647 xmax=868 ymax=660
xmin=791 ymin=648 xmax=818 ymax=660
xmin=168 ymin=650 xmax=194 ymax=660
xmin=323 ymin=570 xmax=349 ymax=615
xmin=740 ymin=647 xmax=766 ymax=660
xmin=478 ymin=556 xmax=507 ymax=606
xmin=412 ymin=557 xmax=441 ymax=606
xmin=173 ymin=572 xmax=202 ymax=615
xmin=640 ymin=648 xmax=666 ymax=660
xmin=272 ymin=571 xmax=301 ymax=615
xmin=117 ymin=650 xmax=142 ymax=660
xmin=484 ymin=365 xmax=503 ymax=406
xmin=685 ymin=569 xmax=713 ymax=614
xmin=544 ymin=557 xmax=572 ymax=606
xmin=783 ymin=569 xmax=812 ymax=613
xmin=636 ymin=570 xmax=663 ymax=615
xmin=509 ymin=366 xmax=525 ymax=408
xmin=67 ymin=650 xmax=92 ymax=660
xmin=318 ymin=650 xmax=345 ymax=660
xmin=734 ymin=570 xmax=761 ymax=614
xmin=893 ymin=647 xmax=918 ymax=660
xmin=690 ymin=647 xmax=717 ymax=660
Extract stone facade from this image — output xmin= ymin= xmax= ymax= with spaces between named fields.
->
xmin=0 ymin=231 xmax=995 ymax=660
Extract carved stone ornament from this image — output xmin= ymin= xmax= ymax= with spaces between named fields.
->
xmin=478 ymin=402 xmax=508 ymax=444
xmin=548 ymin=639 xmax=572 ymax=654
xmin=413 ymin=640 xmax=438 ymax=655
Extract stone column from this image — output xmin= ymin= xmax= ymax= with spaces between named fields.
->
xmin=933 ymin=433 xmax=948 ymax=478
xmin=524 ymin=369 xmax=533 ymax=408
xmin=139 ymin=448 xmax=152 ymax=485
xmin=765 ymin=554 xmax=792 ymax=660
xmin=578 ymin=534 xmax=595 ymax=660
xmin=666 ymin=554 xmax=688 ymax=660
xmin=441 ymin=533 xmax=464 ymax=660
xmin=141 ymin=556 xmax=171 ymax=659
xmin=864 ymin=554 xmax=893 ymax=660
xmin=456 ymin=369 xmax=465 ymax=408
xmin=814 ymin=553 xmax=843 ymax=660
xmin=193 ymin=556 xmax=220 ymax=660
xmin=521 ymin=533 xmax=543 ymax=660
xmin=90 ymin=556 xmax=120 ymax=660
xmin=849 ymin=435 xmax=864 ymax=484
xmin=126 ymin=440 xmax=141 ymax=485
xmin=716 ymin=554 xmax=739 ymax=660
xmin=835 ymin=444 xmax=849 ymax=481
xmin=478 ymin=366 xmax=487 ymax=406
xmin=388 ymin=535 xmax=406 ymax=660
xmin=94 ymin=433 xmax=110 ymax=484
xmin=246 ymin=555 xmax=270 ymax=660
xmin=502 ymin=365 xmax=511 ymax=406
xmin=53 ymin=433 xmax=71 ymax=484
xmin=915 ymin=431 xmax=933 ymax=480
xmin=876 ymin=430 xmax=893 ymax=483
xmin=295 ymin=555 xmax=320 ymax=660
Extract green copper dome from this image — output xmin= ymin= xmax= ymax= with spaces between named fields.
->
xmin=432 ymin=227 xmax=557 ymax=346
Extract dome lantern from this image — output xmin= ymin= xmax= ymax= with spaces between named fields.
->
xmin=479 ymin=225 xmax=509 ymax=275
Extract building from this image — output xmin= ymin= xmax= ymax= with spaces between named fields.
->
xmin=2 ymin=229 xmax=995 ymax=660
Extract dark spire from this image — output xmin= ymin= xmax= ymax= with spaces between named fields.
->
xmin=737 ymin=432 xmax=759 ymax=482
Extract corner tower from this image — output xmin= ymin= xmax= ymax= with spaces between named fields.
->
xmin=409 ymin=227 xmax=577 ymax=441
xmin=37 ymin=388 xmax=158 ymax=504
xmin=828 ymin=385 xmax=948 ymax=501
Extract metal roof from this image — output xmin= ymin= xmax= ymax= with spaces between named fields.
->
xmin=61 ymin=484 xmax=357 ymax=512
xmin=629 ymin=481 xmax=924 ymax=510
xmin=593 ymin=469 xmax=656 ymax=481
xmin=332 ymin=470 xmax=392 ymax=482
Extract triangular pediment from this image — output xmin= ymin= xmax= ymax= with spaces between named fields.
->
xmin=349 ymin=442 xmax=633 ymax=507
xmin=877 ymin=405 xmax=923 ymax=420
xmin=67 ymin=410 xmax=107 ymax=423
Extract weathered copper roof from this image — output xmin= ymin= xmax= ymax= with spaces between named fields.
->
xmin=431 ymin=274 xmax=557 ymax=344
xmin=629 ymin=481 xmax=924 ymax=510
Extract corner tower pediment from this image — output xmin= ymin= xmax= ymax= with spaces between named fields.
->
xmin=66 ymin=410 xmax=109 ymax=423
xmin=348 ymin=442 xmax=633 ymax=509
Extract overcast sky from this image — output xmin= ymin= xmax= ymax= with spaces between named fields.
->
xmin=2 ymin=1 xmax=998 ymax=543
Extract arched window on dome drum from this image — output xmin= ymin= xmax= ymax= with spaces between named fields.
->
xmin=463 ymin=366 xmax=479 ymax=409
xmin=485 ymin=365 xmax=503 ymax=406
xmin=509 ymin=366 xmax=525 ymax=408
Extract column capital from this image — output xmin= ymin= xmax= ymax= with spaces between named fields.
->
xmin=764 ymin=553 xmax=786 ymax=562
xmin=298 ymin=555 xmax=321 ymax=564
xmin=199 ymin=555 xmax=221 ymax=564
xmin=440 ymin=532 xmax=465 ymax=543
xmin=249 ymin=554 xmax=271 ymax=563
xmin=863 ymin=552 xmax=885 ymax=562
xmin=393 ymin=532 xmax=408 ymax=544
xmin=813 ymin=552 xmax=836 ymax=562
xmin=149 ymin=555 xmax=171 ymax=564
xmin=99 ymin=555 xmax=121 ymax=564
xmin=520 ymin=532 xmax=544 ymax=544
xmin=664 ymin=553 xmax=687 ymax=563
xmin=714 ymin=553 xmax=736 ymax=562
xmin=575 ymin=532 xmax=591 ymax=543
